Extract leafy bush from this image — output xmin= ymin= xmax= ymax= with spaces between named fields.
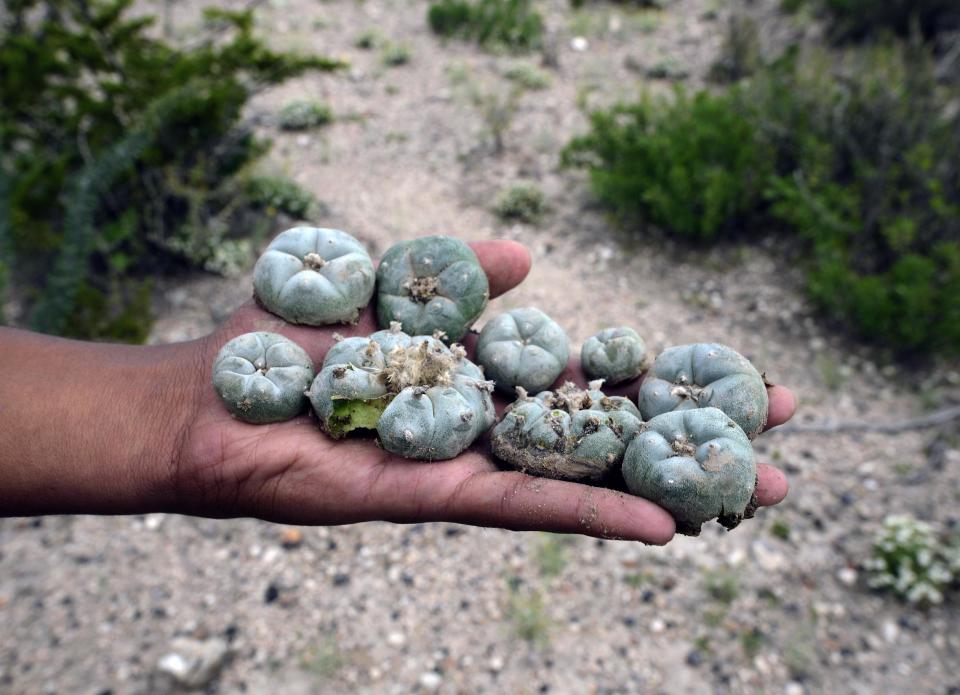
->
xmin=278 ymin=100 xmax=334 ymax=131
xmin=761 ymin=46 xmax=960 ymax=355
xmin=565 ymin=45 xmax=960 ymax=356
xmin=494 ymin=184 xmax=547 ymax=224
xmin=245 ymin=176 xmax=319 ymax=219
xmin=866 ymin=514 xmax=957 ymax=605
xmin=0 ymin=0 xmax=341 ymax=340
xmin=428 ymin=0 xmax=544 ymax=52
xmin=708 ymin=13 xmax=761 ymax=83
xmin=563 ymin=89 xmax=772 ymax=240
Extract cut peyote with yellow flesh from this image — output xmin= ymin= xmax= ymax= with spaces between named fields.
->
xmin=638 ymin=343 xmax=768 ymax=439
xmin=581 ymin=326 xmax=650 ymax=385
xmin=622 ymin=408 xmax=757 ymax=536
xmin=212 ymin=332 xmax=315 ymax=424
xmin=476 ymin=307 xmax=570 ymax=394
xmin=491 ymin=381 xmax=643 ymax=481
xmin=307 ymin=323 xmax=496 ymax=460
xmin=376 ymin=235 xmax=489 ymax=342
xmin=253 ymin=226 xmax=376 ymax=325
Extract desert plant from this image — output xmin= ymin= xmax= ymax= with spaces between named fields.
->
xmin=1 ymin=0 xmax=342 ymax=340
xmin=502 ymin=62 xmax=552 ymax=90
xmin=563 ymin=89 xmax=772 ymax=240
xmin=381 ymin=42 xmax=411 ymax=66
xmin=761 ymin=46 xmax=960 ymax=355
xmin=709 ymin=12 xmax=762 ymax=83
xmin=866 ymin=514 xmax=956 ymax=605
xmin=278 ymin=100 xmax=334 ymax=131
xmin=565 ymin=43 xmax=960 ymax=356
xmin=428 ymin=0 xmax=544 ymax=52
xmin=493 ymin=183 xmax=547 ymax=224
xmin=244 ymin=175 xmax=319 ymax=220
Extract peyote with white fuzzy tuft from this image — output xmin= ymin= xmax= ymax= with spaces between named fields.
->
xmin=307 ymin=323 xmax=495 ymax=460
xmin=491 ymin=381 xmax=643 ymax=481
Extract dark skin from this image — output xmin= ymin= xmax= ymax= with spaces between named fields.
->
xmin=0 ymin=240 xmax=794 ymax=542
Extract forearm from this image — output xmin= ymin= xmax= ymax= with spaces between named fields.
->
xmin=0 ymin=327 xmax=202 ymax=516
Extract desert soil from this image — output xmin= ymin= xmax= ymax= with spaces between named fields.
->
xmin=2 ymin=0 xmax=959 ymax=693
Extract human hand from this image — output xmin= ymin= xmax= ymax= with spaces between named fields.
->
xmin=171 ymin=239 xmax=795 ymax=544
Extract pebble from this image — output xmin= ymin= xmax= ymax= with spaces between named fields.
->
xmin=570 ymin=36 xmax=589 ymax=52
xmin=650 ymin=618 xmax=666 ymax=633
xmin=489 ymin=656 xmax=504 ymax=672
xmin=387 ymin=631 xmax=406 ymax=647
xmin=419 ymin=671 xmax=442 ymax=690
xmin=883 ymin=619 xmax=899 ymax=644
xmin=281 ymin=528 xmax=304 ymax=549
xmin=156 ymin=636 xmax=229 ymax=689
xmin=837 ymin=567 xmax=858 ymax=587
xmin=785 ymin=682 xmax=805 ymax=695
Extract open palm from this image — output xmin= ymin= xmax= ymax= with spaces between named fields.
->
xmin=175 ymin=240 xmax=793 ymax=544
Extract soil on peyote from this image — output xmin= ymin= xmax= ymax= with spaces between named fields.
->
xmin=3 ymin=1 xmax=960 ymax=694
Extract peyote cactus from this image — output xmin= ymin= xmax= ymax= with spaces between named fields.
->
xmin=376 ymin=235 xmax=489 ymax=342
xmin=307 ymin=323 xmax=495 ymax=460
xmin=581 ymin=326 xmax=650 ymax=384
xmin=212 ymin=332 xmax=315 ymax=424
xmin=491 ymin=381 xmax=643 ymax=481
xmin=253 ymin=227 xmax=376 ymax=326
xmin=476 ymin=307 xmax=569 ymax=394
xmin=622 ymin=408 xmax=757 ymax=535
xmin=638 ymin=343 xmax=768 ymax=439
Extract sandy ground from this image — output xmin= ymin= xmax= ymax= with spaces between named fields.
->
xmin=2 ymin=0 xmax=959 ymax=693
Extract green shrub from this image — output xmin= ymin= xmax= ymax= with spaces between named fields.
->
xmin=494 ymin=184 xmax=548 ymax=224
xmin=762 ymin=46 xmax=960 ymax=354
xmin=428 ymin=0 xmax=544 ymax=52
xmin=708 ymin=13 xmax=761 ymax=83
xmin=563 ymin=89 xmax=772 ymax=240
xmin=0 ymin=0 xmax=342 ymax=340
xmin=565 ymin=44 xmax=960 ymax=356
xmin=245 ymin=175 xmax=318 ymax=219
xmin=278 ymin=100 xmax=334 ymax=130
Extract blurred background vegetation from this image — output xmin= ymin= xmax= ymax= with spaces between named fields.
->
xmin=0 ymin=0 xmax=340 ymax=341
xmin=2 ymin=0 xmax=958 ymax=360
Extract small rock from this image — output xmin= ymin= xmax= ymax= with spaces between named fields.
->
xmin=785 ymin=682 xmax=804 ymax=695
xmin=488 ymin=655 xmax=504 ymax=672
xmin=387 ymin=631 xmax=406 ymax=647
xmin=883 ymin=619 xmax=899 ymax=644
xmin=570 ymin=36 xmax=589 ymax=52
xmin=281 ymin=528 xmax=304 ymax=549
xmin=333 ymin=573 xmax=351 ymax=587
xmin=419 ymin=671 xmax=442 ymax=691
xmin=751 ymin=541 xmax=786 ymax=572
xmin=264 ymin=584 xmax=280 ymax=604
xmin=144 ymin=514 xmax=165 ymax=530
xmin=686 ymin=650 xmax=703 ymax=667
xmin=156 ymin=637 xmax=229 ymax=689
xmin=650 ymin=618 xmax=666 ymax=633
xmin=837 ymin=567 xmax=857 ymax=587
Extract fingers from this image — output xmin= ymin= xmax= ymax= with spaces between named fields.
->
xmin=764 ymin=385 xmax=797 ymax=431
xmin=755 ymin=463 xmax=788 ymax=506
xmin=468 ymin=240 xmax=532 ymax=299
xmin=430 ymin=464 xmax=676 ymax=544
